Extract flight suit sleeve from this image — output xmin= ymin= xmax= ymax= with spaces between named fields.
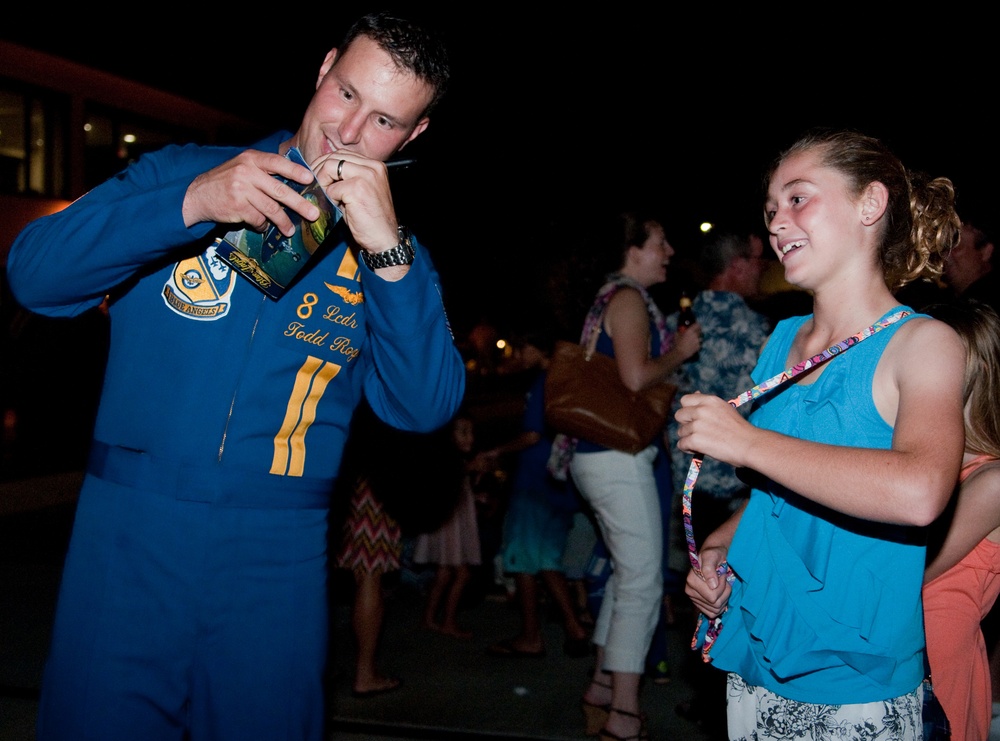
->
xmin=358 ymin=236 xmax=466 ymax=433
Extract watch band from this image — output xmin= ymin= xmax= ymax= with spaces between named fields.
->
xmin=360 ymin=226 xmax=415 ymax=270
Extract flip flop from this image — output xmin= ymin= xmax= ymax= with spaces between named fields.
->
xmin=486 ymin=638 xmax=546 ymax=658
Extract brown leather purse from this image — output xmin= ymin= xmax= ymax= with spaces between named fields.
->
xmin=544 ymin=326 xmax=676 ymax=455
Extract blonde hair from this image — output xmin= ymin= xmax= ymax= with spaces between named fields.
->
xmin=769 ymin=128 xmax=961 ymax=292
xmin=926 ymin=300 xmax=1000 ymax=458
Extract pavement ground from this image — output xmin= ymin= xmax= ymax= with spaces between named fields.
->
xmin=1 ymin=473 xmax=725 ymax=741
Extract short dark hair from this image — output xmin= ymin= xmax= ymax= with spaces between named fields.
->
xmin=697 ymin=232 xmax=751 ymax=281
xmin=595 ymin=210 xmax=662 ymax=273
xmin=342 ymin=11 xmax=451 ymax=115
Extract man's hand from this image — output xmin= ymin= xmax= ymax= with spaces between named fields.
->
xmin=182 ymin=150 xmax=320 ymax=235
xmin=312 ymin=152 xmax=399 ymax=255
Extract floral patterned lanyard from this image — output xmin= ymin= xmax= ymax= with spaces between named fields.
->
xmin=684 ymin=308 xmax=911 ymax=662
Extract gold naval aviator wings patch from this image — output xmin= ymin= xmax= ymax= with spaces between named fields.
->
xmin=325 ymin=284 xmax=364 ymax=304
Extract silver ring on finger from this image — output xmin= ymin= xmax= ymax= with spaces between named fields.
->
xmin=336 ymin=159 xmax=346 ymax=180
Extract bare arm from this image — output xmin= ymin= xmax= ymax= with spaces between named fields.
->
xmin=483 ymin=430 xmax=541 ymax=459
xmin=675 ymin=318 xmax=965 ymax=526
xmin=473 ymin=430 xmax=542 ymax=473
xmin=604 ymin=288 xmax=701 ymax=392
xmin=925 ymin=463 xmax=1000 ymax=582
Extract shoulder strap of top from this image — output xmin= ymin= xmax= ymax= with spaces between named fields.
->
xmin=580 ymin=274 xmax=668 ymax=353
xmin=961 ymin=454 xmax=1000 ymax=482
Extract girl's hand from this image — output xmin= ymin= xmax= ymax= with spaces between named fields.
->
xmin=674 ymin=392 xmax=754 ymax=467
xmin=685 ymin=544 xmax=731 ymax=618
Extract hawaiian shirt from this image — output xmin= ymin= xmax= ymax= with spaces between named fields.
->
xmin=665 ymin=290 xmax=771 ymax=500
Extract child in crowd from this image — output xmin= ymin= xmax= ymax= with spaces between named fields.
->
xmin=413 ymin=411 xmax=483 ymax=639
xmin=924 ymin=299 xmax=1000 ymax=741
xmin=332 ymin=402 xmax=405 ymax=698
xmin=334 ymin=474 xmax=403 ymax=698
xmin=483 ymin=332 xmax=594 ymax=660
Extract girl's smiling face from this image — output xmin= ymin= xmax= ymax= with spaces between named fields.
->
xmin=764 ymin=148 xmax=871 ymax=291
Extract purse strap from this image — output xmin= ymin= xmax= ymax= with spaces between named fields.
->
xmin=547 ymin=276 xmax=670 ymax=481
xmin=685 ymin=307 xmax=911 ymax=661
xmin=582 ymin=308 xmax=604 ymax=360
xmin=581 ymin=274 xmax=669 ymax=357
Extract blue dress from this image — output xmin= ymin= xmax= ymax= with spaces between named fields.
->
xmin=500 ymin=371 xmax=578 ymax=575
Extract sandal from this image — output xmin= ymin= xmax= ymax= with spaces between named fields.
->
xmin=581 ymin=675 xmax=612 ymax=736
xmin=598 ymin=707 xmax=648 ymax=741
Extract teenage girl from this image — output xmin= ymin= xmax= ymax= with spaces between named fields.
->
xmin=678 ymin=128 xmax=966 ymax=739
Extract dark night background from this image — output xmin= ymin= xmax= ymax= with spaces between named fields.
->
xmin=3 ymin=7 xmax=996 ymax=335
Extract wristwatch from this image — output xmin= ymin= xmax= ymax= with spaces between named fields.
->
xmin=360 ymin=226 xmax=415 ymax=270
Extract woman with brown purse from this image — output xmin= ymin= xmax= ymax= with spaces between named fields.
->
xmin=567 ymin=211 xmax=701 ymax=741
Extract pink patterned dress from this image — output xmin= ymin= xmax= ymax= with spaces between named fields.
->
xmin=335 ymin=477 xmax=402 ymax=577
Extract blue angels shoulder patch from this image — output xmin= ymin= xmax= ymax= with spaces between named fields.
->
xmin=162 ymin=244 xmax=237 ymax=320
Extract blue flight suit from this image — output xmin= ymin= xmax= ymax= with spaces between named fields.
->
xmin=7 ymin=130 xmax=466 ymax=740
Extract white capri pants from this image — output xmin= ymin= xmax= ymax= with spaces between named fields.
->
xmin=570 ymin=445 xmax=663 ymax=673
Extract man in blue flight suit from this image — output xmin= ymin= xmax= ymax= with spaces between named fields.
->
xmin=6 ymin=11 xmax=465 ymax=741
